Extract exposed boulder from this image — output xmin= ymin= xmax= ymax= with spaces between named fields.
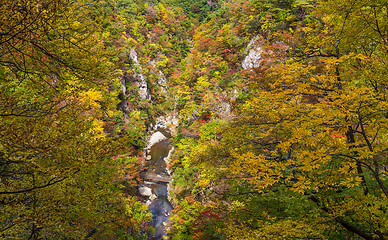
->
xmin=147 ymin=131 xmax=168 ymax=151
xmin=139 ymin=186 xmax=153 ymax=197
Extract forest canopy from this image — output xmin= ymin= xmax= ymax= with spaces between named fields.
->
xmin=167 ymin=0 xmax=388 ymax=239
xmin=0 ymin=0 xmax=151 ymax=239
xmin=1 ymin=0 xmax=388 ymax=239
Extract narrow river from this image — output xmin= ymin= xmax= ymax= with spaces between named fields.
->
xmin=145 ymin=133 xmax=173 ymax=239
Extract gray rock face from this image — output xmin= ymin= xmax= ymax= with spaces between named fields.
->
xmin=154 ymin=112 xmax=179 ymax=132
xmin=242 ymin=36 xmax=262 ymax=70
xmin=130 ymin=48 xmax=151 ymax=100
xmin=129 ymin=48 xmax=139 ymax=63
xmin=139 ymin=186 xmax=153 ymax=197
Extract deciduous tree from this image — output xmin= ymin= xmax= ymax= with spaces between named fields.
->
xmin=0 ymin=1 xmax=152 ymax=239
xmin=177 ymin=0 xmax=388 ymax=239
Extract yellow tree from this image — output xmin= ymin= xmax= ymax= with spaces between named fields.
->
xmin=192 ymin=0 xmax=388 ymax=239
xmin=0 ymin=1 xmax=152 ymax=239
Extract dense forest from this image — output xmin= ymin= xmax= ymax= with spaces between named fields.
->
xmin=1 ymin=0 xmax=388 ymax=239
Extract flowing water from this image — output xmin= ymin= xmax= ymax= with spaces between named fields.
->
xmin=145 ymin=132 xmax=173 ymax=239
xmin=147 ymin=139 xmax=171 ymax=175
xmin=148 ymin=183 xmax=173 ymax=239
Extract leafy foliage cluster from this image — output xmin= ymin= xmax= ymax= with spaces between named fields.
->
xmin=0 ymin=0 xmax=153 ymax=239
xmin=108 ymin=0 xmax=196 ymax=130
xmin=3 ymin=0 xmax=388 ymax=239
xmin=167 ymin=0 xmax=388 ymax=239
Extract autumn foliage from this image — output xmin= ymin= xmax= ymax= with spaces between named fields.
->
xmin=168 ymin=0 xmax=388 ymax=239
xmin=3 ymin=0 xmax=388 ymax=239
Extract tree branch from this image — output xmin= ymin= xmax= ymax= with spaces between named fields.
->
xmin=0 ymin=177 xmax=67 ymax=195
xmin=309 ymin=196 xmax=378 ymax=240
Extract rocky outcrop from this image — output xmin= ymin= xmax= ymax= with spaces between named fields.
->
xmin=242 ymin=36 xmax=262 ymax=70
xmin=130 ymin=48 xmax=151 ymax=100
xmin=153 ymin=111 xmax=180 ymax=135
xmin=117 ymin=76 xmax=130 ymax=121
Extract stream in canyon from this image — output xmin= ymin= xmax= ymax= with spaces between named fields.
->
xmin=143 ymin=130 xmax=173 ymax=240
